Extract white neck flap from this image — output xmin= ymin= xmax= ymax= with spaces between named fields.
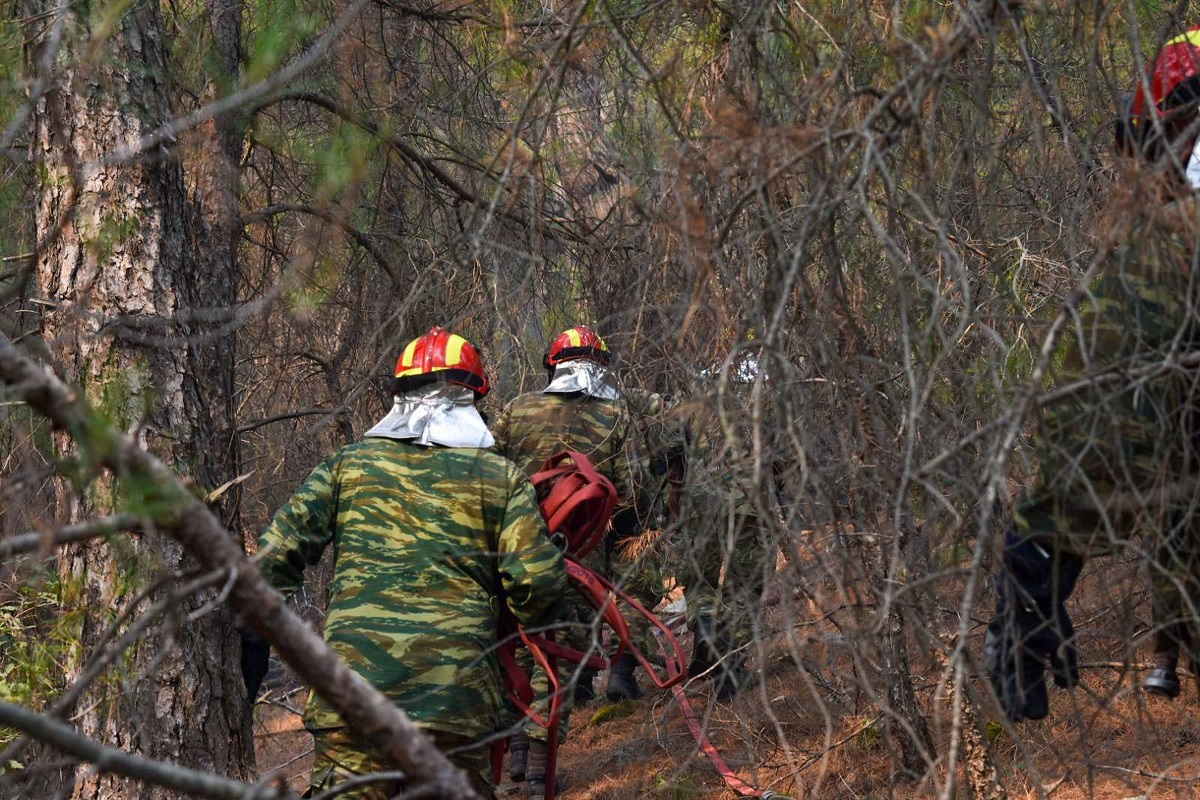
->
xmin=365 ymin=385 xmax=494 ymax=448
xmin=1186 ymin=135 xmax=1200 ymax=190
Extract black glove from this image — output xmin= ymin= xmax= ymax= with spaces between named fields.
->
xmin=239 ymin=627 xmax=270 ymax=705
xmin=985 ymin=527 xmax=1083 ymax=722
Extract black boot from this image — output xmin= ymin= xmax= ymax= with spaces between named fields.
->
xmin=688 ymin=615 xmax=719 ymax=678
xmin=508 ymin=732 xmax=530 ymax=783
xmin=714 ymin=663 xmax=747 ymax=701
xmin=1144 ymin=648 xmax=1182 ymax=698
xmin=605 ymin=652 xmax=643 ymax=701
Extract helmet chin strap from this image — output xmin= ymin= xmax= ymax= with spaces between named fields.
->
xmin=1185 ymin=135 xmax=1200 ymax=189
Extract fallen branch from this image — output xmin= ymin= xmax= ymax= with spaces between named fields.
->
xmin=0 ymin=334 xmax=479 ymax=799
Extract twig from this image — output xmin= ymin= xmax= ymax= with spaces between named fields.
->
xmin=236 ymin=407 xmax=334 ymax=434
xmin=0 ymin=513 xmax=143 ymax=559
xmin=240 ymin=204 xmax=403 ymax=287
xmin=0 ymin=0 xmax=68 ymax=154
xmin=310 ymin=771 xmax=408 ymax=800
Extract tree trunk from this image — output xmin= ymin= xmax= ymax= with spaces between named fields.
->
xmin=27 ymin=0 xmax=251 ymax=795
xmin=879 ymin=598 xmax=934 ymax=778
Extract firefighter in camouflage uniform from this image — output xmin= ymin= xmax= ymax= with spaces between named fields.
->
xmin=609 ymin=386 xmax=688 ymax=689
xmin=987 ymin=29 xmax=1200 ymax=720
xmin=491 ymin=325 xmax=634 ymax=798
xmin=244 ymin=327 xmax=568 ymax=799
xmin=676 ymin=466 xmax=772 ymax=700
xmin=672 ymin=373 xmax=778 ymax=702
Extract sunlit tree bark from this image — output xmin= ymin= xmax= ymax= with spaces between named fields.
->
xmin=25 ymin=0 xmax=250 ymax=795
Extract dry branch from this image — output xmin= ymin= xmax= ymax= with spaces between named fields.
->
xmin=0 ymin=513 xmax=142 ymax=559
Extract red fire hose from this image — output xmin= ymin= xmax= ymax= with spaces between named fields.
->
xmin=658 ymin=621 xmax=788 ymax=799
xmin=495 ymin=450 xmax=784 ymax=799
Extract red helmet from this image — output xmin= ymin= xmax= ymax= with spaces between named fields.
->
xmin=544 ymin=326 xmax=611 ymax=370
xmin=1118 ymin=27 xmax=1200 ymax=156
xmin=392 ymin=326 xmax=489 ymax=398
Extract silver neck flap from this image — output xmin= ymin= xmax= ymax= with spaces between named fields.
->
xmin=364 ymin=385 xmax=494 ymax=448
xmin=543 ymin=360 xmax=621 ymax=400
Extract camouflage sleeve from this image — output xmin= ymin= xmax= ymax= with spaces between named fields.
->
xmin=497 ymin=467 xmax=568 ymax=626
xmin=611 ymin=402 xmax=636 ymax=511
xmin=257 ymin=455 xmax=339 ymax=599
xmin=491 ymin=401 xmax=513 ymax=456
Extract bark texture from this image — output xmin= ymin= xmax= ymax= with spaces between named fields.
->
xmin=27 ymin=0 xmax=250 ymax=796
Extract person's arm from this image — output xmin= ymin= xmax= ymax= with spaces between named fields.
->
xmin=497 ymin=468 xmax=568 ymax=627
xmin=257 ymin=454 xmax=340 ymax=599
xmin=242 ymin=453 xmax=340 ymax=702
xmin=610 ymin=403 xmax=636 ymax=512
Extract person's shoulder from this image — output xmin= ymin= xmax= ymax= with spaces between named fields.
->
xmin=506 ymin=391 xmax=567 ymax=417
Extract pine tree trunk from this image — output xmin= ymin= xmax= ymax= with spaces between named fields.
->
xmin=879 ymin=598 xmax=934 ymax=777
xmin=27 ymin=0 xmax=251 ymax=795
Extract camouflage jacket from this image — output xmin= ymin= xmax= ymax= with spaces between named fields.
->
xmin=492 ymin=391 xmax=633 ymax=502
xmin=257 ymin=438 xmax=568 ymax=737
xmin=1023 ymin=194 xmax=1200 ymax=557
xmin=621 ymin=388 xmax=688 ymax=529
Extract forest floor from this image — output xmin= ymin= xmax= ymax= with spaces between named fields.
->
xmin=254 ymin=558 xmax=1200 ymax=799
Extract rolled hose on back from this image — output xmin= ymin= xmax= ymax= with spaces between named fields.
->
xmin=530 ymin=451 xmax=616 ymax=559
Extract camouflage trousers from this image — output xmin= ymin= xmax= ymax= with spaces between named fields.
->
xmin=520 ymin=603 xmax=588 ymax=744
xmin=518 ymin=543 xmax=598 ymax=743
xmin=309 ymin=726 xmax=495 ymax=800
xmin=608 ymin=531 xmax=670 ymax=658
xmin=680 ymin=533 xmax=772 ymax=672
xmin=1150 ymin=533 xmax=1200 ymax=664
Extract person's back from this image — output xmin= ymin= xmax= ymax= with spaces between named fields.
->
xmin=494 ymin=390 xmax=630 ymax=488
xmin=249 ymin=327 xmax=567 ymax=800
xmin=259 ymin=437 xmax=562 ymax=735
xmin=490 ymin=326 xmax=635 ymax=798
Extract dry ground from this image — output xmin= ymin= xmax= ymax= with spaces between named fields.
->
xmin=253 ymin=558 xmax=1200 ymax=798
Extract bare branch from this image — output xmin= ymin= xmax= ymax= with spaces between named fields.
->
xmin=0 ymin=701 xmax=289 ymax=800
xmin=235 ymin=407 xmax=335 ymax=435
xmin=0 ymin=513 xmax=143 ymax=559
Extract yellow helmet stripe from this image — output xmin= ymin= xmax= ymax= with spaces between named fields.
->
xmin=1165 ymin=29 xmax=1200 ymax=48
xmin=395 ymin=339 xmax=420 ymax=376
xmin=444 ymin=334 xmax=467 ymax=366
xmin=567 ymin=328 xmax=582 ymax=347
